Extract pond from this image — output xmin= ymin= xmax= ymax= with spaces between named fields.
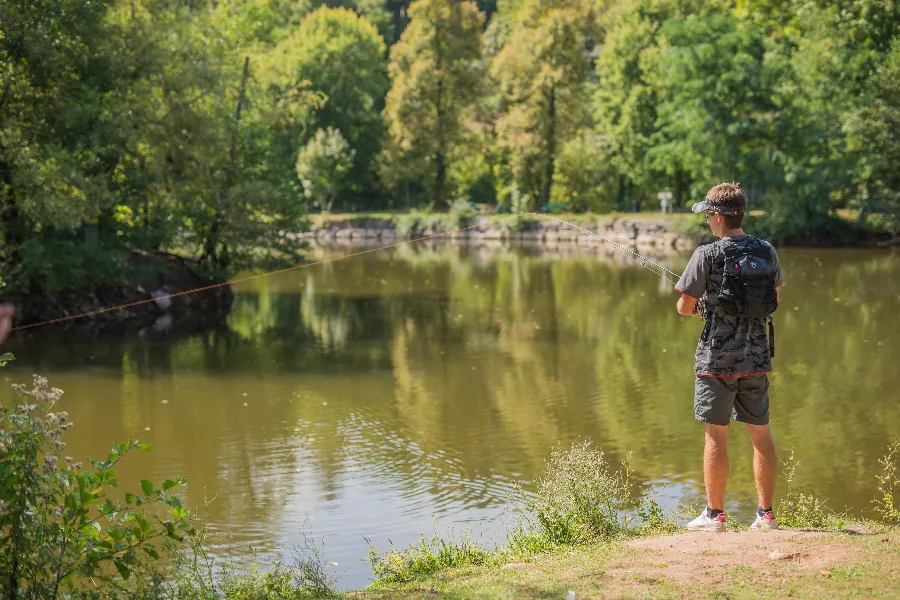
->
xmin=4 ymin=242 xmax=899 ymax=590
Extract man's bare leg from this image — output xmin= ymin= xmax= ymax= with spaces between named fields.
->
xmin=747 ymin=423 xmax=777 ymax=509
xmin=704 ymin=423 xmax=730 ymax=510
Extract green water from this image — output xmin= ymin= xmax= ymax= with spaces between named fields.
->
xmin=5 ymin=243 xmax=899 ymax=588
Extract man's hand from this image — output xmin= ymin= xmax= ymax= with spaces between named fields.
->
xmin=676 ymin=293 xmax=700 ymax=317
xmin=0 ymin=303 xmax=15 ymax=346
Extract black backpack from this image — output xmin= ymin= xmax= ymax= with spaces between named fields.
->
xmin=717 ymin=237 xmax=779 ymax=319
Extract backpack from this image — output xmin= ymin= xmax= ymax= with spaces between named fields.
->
xmin=716 ymin=237 xmax=779 ymax=319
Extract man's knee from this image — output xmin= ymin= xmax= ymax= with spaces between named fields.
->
xmin=746 ymin=423 xmax=774 ymax=446
xmin=705 ymin=423 xmax=729 ymax=445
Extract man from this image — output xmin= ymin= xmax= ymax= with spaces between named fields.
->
xmin=674 ymin=182 xmax=783 ymax=532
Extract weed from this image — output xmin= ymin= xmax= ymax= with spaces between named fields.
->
xmin=873 ymin=442 xmax=900 ymax=526
xmin=507 ymin=442 xmax=676 ymax=553
xmin=778 ymin=449 xmax=845 ymax=530
xmin=365 ymin=528 xmax=495 ymax=584
xmin=445 ymin=198 xmax=475 ymax=229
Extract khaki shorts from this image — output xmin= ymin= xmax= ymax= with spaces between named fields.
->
xmin=694 ymin=374 xmax=770 ymax=426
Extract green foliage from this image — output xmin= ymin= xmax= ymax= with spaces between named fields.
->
xmin=446 ymin=198 xmax=475 ymax=228
xmin=849 ymin=40 xmax=900 ymax=234
xmin=777 ymin=449 xmax=845 ymax=530
xmin=507 ymin=441 xmax=675 ymax=552
xmin=551 ymin=130 xmax=617 ymax=212
xmin=0 ymin=375 xmax=194 ymax=598
xmin=3 ymin=0 xmax=900 ymax=297
xmin=381 ymin=0 xmax=485 ymax=206
xmin=491 ymin=0 xmax=596 ymax=208
xmin=365 ymin=528 xmax=494 ymax=584
xmin=269 ymin=6 xmax=388 ymax=198
xmin=296 ymin=128 xmax=357 ymax=213
xmin=873 ymin=442 xmax=900 ymax=527
xmin=215 ymin=550 xmax=339 ymax=600
xmin=6 ymin=237 xmax=135 ymax=295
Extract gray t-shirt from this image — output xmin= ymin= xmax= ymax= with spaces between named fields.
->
xmin=675 ymin=235 xmax=785 ymax=377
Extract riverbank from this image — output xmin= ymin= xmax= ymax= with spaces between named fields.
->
xmin=302 ymin=210 xmax=896 ymax=253
xmin=301 ymin=213 xmax=701 ymax=255
xmin=4 ymin=251 xmax=233 ymax=334
xmin=353 ymin=526 xmax=900 ymax=599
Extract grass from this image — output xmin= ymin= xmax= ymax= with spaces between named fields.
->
xmin=352 ymin=528 xmax=900 ymax=600
xmin=348 ymin=440 xmax=900 ymax=599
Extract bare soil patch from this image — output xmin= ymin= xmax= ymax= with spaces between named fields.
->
xmin=607 ymin=529 xmax=860 ymax=585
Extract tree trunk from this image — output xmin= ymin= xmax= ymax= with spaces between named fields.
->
xmin=540 ymin=85 xmax=557 ymax=209
xmin=205 ymin=56 xmax=249 ymax=270
xmin=674 ymin=169 xmax=684 ymax=208
xmin=433 ymin=15 xmax=446 ymax=207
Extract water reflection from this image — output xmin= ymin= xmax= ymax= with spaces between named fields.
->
xmin=3 ymin=244 xmax=898 ymax=589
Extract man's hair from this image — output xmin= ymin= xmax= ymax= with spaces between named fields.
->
xmin=706 ymin=182 xmax=746 ymax=228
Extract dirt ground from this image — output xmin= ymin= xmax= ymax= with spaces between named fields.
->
xmin=608 ymin=528 xmax=859 ymax=585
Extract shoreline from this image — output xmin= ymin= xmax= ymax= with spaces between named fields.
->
xmin=299 ymin=214 xmax=702 ymax=255
xmin=351 ymin=525 xmax=900 ymax=599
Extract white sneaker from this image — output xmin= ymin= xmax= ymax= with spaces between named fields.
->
xmin=687 ymin=508 xmax=727 ymax=532
xmin=749 ymin=510 xmax=778 ymax=530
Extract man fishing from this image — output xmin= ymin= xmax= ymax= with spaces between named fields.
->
xmin=674 ymin=182 xmax=784 ymax=532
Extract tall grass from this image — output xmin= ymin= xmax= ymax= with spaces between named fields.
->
xmin=365 ymin=441 xmax=676 ymax=584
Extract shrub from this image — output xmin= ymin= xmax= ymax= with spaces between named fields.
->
xmin=507 ymin=441 xmax=674 ymax=552
xmin=777 ymin=449 xmax=844 ymax=530
xmin=874 ymin=442 xmax=900 ymax=526
xmin=0 ymin=374 xmax=195 ymax=599
xmin=365 ymin=528 xmax=493 ymax=584
xmin=296 ymin=127 xmax=356 ymax=214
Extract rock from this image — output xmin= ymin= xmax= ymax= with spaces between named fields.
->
xmin=153 ymin=313 xmax=173 ymax=332
xmin=768 ymin=550 xmax=794 ymax=561
xmin=151 ymin=290 xmax=172 ymax=312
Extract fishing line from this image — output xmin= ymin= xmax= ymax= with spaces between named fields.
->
xmin=527 ymin=213 xmax=681 ymax=284
xmin=12 ymin=214 xmax=687 ymax=332
xmin=11 ymin=225 xmax=478 ymax=332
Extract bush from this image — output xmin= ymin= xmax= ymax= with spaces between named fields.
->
xmin=874 ymin=442 xmax=900 ymax=526
xmin=777 ymin=449 xmax=845 ymax=530
xmin=445 ymin=197 xmax=475 ymax=229
xmin=5 ymin=237 xmax=135 ymax=295
xmin=550 ymin=130 xmax=617 ymax=213
xmin=365 ymin=528 xmax=494 ymax=584
xmin=507 ymin=441 xmax=674 ymax=553
xmin=296 ymin=127 xmax=356 ymax=214
xmin=0 ymin=373 xmax=195 ymax=599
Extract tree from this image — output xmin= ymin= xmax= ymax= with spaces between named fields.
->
xmin=850 ymin=41 xmax=900 ymax=233
xmin=296 ymin=127 xmax=357 ymax=213
xmin=491 ymin=0 xmax=597 ymax=209
xmin=263 ymin=7 xmax=388 ymax=206
xmin=645 ymin=6 xmax=775 ymax=204
xmin=381 ymin=0 xmax=485 ymax=207
xmin=551 ymin=129 xmax=617 ymax=212
xmin=0 ymin=0 xmax=117 ymax=263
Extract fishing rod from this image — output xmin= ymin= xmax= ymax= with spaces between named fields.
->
xmin=526 ymin=213 xmax=681 ymax=285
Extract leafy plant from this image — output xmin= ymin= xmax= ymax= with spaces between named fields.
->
xmin=296 ymin=127 xmax=356 ymax=214
xmin=873 ymin=442 xmax=900 ymax=526
xmin=777 ymin=449 xmax=844 ymax=530
xmin=365 ymin=527 xmax=493 ymax=584
xmin=0 ymin=375 xmax=195 ymax=599
xmin=445 ymin=197 xmax=475 ymax=229
xmin=507 ymin=442 xmax=674 ymax=552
